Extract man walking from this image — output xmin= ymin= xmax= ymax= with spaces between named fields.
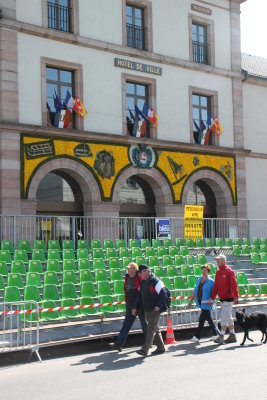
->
xmin=132 ymin=264 xmax=167 ymax=357
xmin=209 ymin=254 xmax=239 ymax=345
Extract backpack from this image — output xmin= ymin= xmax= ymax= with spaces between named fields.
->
xmin=161 ymin=286 xmax=172 ymax=312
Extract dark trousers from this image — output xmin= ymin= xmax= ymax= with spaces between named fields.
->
xmin=116 ymin=305 xmax=147 ymax=348
xmin=195 ymin=309 xmax=218 ymax=339
xmin=141 ymin=310 xmax=165 ymax=354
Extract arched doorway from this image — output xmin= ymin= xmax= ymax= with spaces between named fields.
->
xmin=186 ymin=180 xmax=217 ymax=218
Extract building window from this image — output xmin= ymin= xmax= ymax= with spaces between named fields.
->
xmin=192 ymin=23 xmax=209 ymax=64
xmin=126 ymin=81 xmax=149 ymax=137
xmin=46 ymin=66 xmax=75 ymax=128
xmin=47 ymin=0 xmax=71 ymax=33
xmin=126 ymin=4 xmax=146 ymax=50
xmin=192 ymin=94 xmax=212 ymax=145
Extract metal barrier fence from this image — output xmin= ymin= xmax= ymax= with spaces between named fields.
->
xmin=1 ymin=215 xmax=267 ymax=248
xmin=0 ymin=300 xmax=42 ymax=362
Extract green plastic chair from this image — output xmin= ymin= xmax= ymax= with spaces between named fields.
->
xmin=47 ymin=259 xmax=61 ymax=274
xmin=224 ymin=238 xmax=233 ymax=248
xmin=78 ymin=258 xmax=90 ymax=271
xmin=110 ymin=268 xmax=123 ymax=281
xmin=116 ymin=239 xmax=127 ymax=250
xmin=251 ymin=245 xmax=260 ymax=254
xmin=21 ymin=286 xmax=41 ymax=323
xmin=145 ymin=247 xmax=155 ymax=257
xmin=63 ymin=249 xmax=75 ymax=260
xmin=242 ymin=238 xmax=251 ymax=246
xmin=205 ymin=238 xmax=214 ymax=249
xmin=47 ymin=249 xmax=61 ymax=262
xmin=174 ymin=255 xmax=185 ymax=266
xmin=0 ymin=261 xmax=8 ymax=277
xmin=29 ymin=260 xmax=43 ymax=274
xmin=234 ymin=238 xmax=242 ymax=246
xmin=0 ymin=275 xmax=4 ymax=290
xmin=106 ymin=248 xmax=117 ymax=260
xmin=32 ymin=249 xmax=46 ymax=263
xmin=128 ymin=239 xmax=139 ymax=249
xmin=173 ymin=276 xmax=186 ymax=290
xmin=238 ymin=285 xmax=246 ymax=297
xmin=141 ymin=239 xmax=150 ymax=249
xmin=81 ymin=282 xmax=97 ymax=298
xmin=14 ymin=250 xmax=28 ymax=264
xmin=116 ymin=294 xmax=126 ymax=312
xmin=11 ymin=260 xmax=27 ymax=276
xmin=167 ymin=265 xmax=179 ymax=278
xmin=180 ymin=265 xmax=192 ymax=277
xmin=79 ymin=268 xmax=92 ymax=284
xmin=109 ymin=257 xmax=121 ymax=269
xmin=180 ymin=246 xmax=189 ymax=256
xmin=232 ymin=245 xmax=241 ymax=257
xmin=1 ymin=240 xmax=15 ymax=254
xmin=187 ymin=275 xmax=197 ymax=289
xmin=122 ymin=257 xmax=133 ymax=269
xmin=103 ymin=239 xmax=114 ymax=250
xmin=154 ymin=266 xmax=166 ymax=278
xmin=261 ymin=238 xmax=267 ymax=246
xmin=92 ymin=258 xmax=105 ymax=270
xmin=91 ymin=239 xmax=101 ymax=250
xmin=24 ymin=285 xmax=41 ymax=302
xmin=185 ymin=239 xmax=195 ymax=248
xmin=43 ymin=284 xmax=60 ymax=301
xmin=186 ymin=255 xmax=197 ymax=266
xmin=163 ymin=239 xmax=172 ymax=248
xmin=236 ymin=272 xmax=248 ymax=285
xmin=195 ymin=238 xmax=204 ymax=248
xmin=77 ymin=249 xmax=89 ymax=260
xmin=93 ymin=248 xmax=104 ymax=259
xmin=148 ymin=256 xmax=160 ymax=268
xmin=40 ymin=300 xmax=61 ymax=321
xmin=251 ymin=253 xmax=260 ymax=265
xmin=157 ymin=246 xmax=167 ymax=258
xmin=131 ymin=247 xmax=142 ymax=258
xmin=259 ymin=284 xmax=267 ymax=296
xmin=34 ymin=240 xmax=47 ymax=253
xmin=162 ymin=255 xmax=174 ymax=267
xmin=260 ymin=253 xmax=267 ymax=264
xmin=95 ymin=269 xmax=108 ymax=282
xmin=4 ymin=286 xmax=21 ymax=302
xmin=0 ymin=250 xmax=12 ymax=264
xmin=44 ymin=271 xmax=60 ymax=287
xmin=18 ymin=240 xmax=32 ymax=254
xmin=193 ymin=264 xmax=202 ymax=276
xmin=97 ymin=281 xmax=112 ymax=295
xmin=119 ymin=247 xmax=130 ymax=259
xmin=251 ymin=237 xmax=260 ymax=247
xmin=260 ymin=244 xmax=267 ymax=253
xmin=26 ymin=272 xmax=42 ymax=288
xmin=48 ymin=240 xmax=61 ymax=252
xmin=247 ymin=284 xmax=258 ymax=300
xmin=175 ymin=238 xmax=184 ymax=247
xmin=61 ymin=298 xmax=79 ymax=319
xmin=79 ymin=297 xmax=102 ymax=316
xmin=135 ymin=256 xmax=146 ymax=266
xmin=77 ymin=240 xmax=90 ymax=251
xmin=62 ymin=240 xmax=74 ymax=251
xmin=240 ymin=245 xmax=250 ymax=256
xmin=215 ymin=238 xmax=224 ymax=248
xmin=63 ymin=270 xmax=78 ymax=285
xmin=62 ymin=282 xmax=78 ymax=299
xmin=208 ymin=263 xmax=216 ymax=275
xmin=161 ymin=277 xmax=173 ymax=290
xmin=63 ymin=259 xmax=76 ymax=272
xmin=152 ymin=239 xmax=162 ymax=248
xmin=169 ymin=246 xmax=178 ymax=257
xmin=198 ymin=254 xmax=207 ymax=264
xmin=7 ymin=273 xmax=24 ymax=289
xmin=99 ymin=295 xmax=118 ymax=314
xmin=113 ymin=280 xmax=125 ymax=295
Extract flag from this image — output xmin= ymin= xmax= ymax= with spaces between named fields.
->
xmin=128 ymin=108 xmax=135 ymax=123
xmin=63 ymin=108 xmax=72 ymax=128
xmin=211 ymin=117 xmax=223 ymax=136
xmin=207 ymin=113 xmax=212 ymax=128
xmin=135 ymin=105 xmax=146 ymax=120
xmin=142 ymin=103 xmax=158 ymax=128
xmin=198 ymin=119 xmax=206 ymax=144
xmin=204 ymin=129 xmax=211 ymax=145
xmin=54 ymin=93 xmax=63 ymax=113
xmin=54 ymin=110 xmax=66 ymax=128
xmin=132 ymin=105 xmax=146 ymax=138
xmin=73 ymin=96 xmax=87 ymax=118
xmin=64 ymin=90 xmax=75 ymax=110
xmin=193 ymin=119 xmax=199 ymax=131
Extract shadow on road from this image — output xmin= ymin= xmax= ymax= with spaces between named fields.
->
xmin=71 ymin=349 xmax=145 ymax=373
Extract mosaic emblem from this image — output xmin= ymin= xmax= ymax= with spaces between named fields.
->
xmin=74 ymin=143 xmax=92 ymax=158
xmin=193 ymin=156 xmax=200 ymax=166
xmin=94 ymin=150 xmax=115 ymax=179
xmin=220 ymin=161 xmax=233 ymax=181
xmin=129 ymin=145 xmax=155 ymax=169
xmin=168 ymin=156 xmax=187 ymax=186
xmin=24 ymin=140 xmax=55 ymax=160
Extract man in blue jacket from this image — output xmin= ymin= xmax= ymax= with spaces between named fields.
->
xmin=189 ymin=264 xmax=219 ymax=343
xmin=132 ymin=264 xmax=167 ymax=357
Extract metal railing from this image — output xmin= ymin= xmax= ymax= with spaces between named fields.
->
xmin=47 ymin=1 xmax=72 ymax=33
xmin=126 ymin=23 xmax=146 ymax=50
xmin=1 ymin=216 xmax=267 ymax=248
xmin=193 ymin=41 xmax=209 ymax=64
xmin=0 ymin=300 xmax=42 ymax=362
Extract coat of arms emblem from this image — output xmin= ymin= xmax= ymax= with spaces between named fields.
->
xmin=129 ymin=145 xmax=155 ymax=169
xmin=94 ymin=150 xmax=115 ymax=179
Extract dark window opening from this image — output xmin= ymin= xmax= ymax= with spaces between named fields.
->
xmin=126 ymin=4 xmax=146 ymax=50
xmin=126 ymin=81 xmax=150 ymax=137
xmin=192 ymin=23 xmax=209 ymax=64
xmin=47 ymin=0 xmax=72 ymax=33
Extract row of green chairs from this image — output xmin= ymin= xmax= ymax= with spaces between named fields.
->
xmin=233 ymin=245 xmax=267 ymax=258
xmin=238 ymin=283 xmax=267 ymax=299
xmin=251 ymin=252 xmax=267 ymax=265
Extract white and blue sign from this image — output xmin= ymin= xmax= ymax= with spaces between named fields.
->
xmin=156 ymin=219 xmax=171 ymax=239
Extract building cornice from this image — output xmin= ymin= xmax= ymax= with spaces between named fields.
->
xmin=0 ymin=18 xmax=242 ymax=80
xmin=243 ymin=74 xmax=267 ymax=88
xmin=0 ymin=122 xmax=250 ymax=157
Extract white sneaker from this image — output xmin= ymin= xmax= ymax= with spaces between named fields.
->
xmin=191 ymin=336 xmax=200 ymax=343
xmin=211 ymin=335 xmax=219 ymax=341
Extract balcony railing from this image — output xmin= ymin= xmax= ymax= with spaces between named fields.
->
xmin=126 ymin=23 xmax=146 ymax=50
xmin=192 ymin=41 xmax=209 ymax=65
xmin=47 ymin=1 xmax=72 ymax=33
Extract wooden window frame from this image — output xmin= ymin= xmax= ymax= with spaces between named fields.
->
xmin=121 ymin=72 xmax=157 ymax=139
xmin=189 ymin=86 xmax=219 ymax=146
xmin=125 ymin=80 xmax=150 ymax=137
xmin=188 ymin=13 xmax=215 ymax=67
xmin=42 ymin=0 xmax=79 ymax=35
xmin=41 ymin=57 xmax=84 ymax=130
xmin=122 ymin=0 xmax=153 ymax=53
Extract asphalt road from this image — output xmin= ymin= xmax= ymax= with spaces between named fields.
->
xmin=1 ymin=332 xmax=266 ymax=400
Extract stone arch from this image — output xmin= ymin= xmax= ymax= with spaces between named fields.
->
xmin=27 ymin=158 xmax=102 ymax=204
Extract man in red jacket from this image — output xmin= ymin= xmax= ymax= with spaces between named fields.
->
xmin=209 ymin=254 xmax=239 ymax=345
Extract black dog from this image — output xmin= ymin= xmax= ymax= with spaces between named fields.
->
xmin=235 ymin=309 xmax=267 ymax=346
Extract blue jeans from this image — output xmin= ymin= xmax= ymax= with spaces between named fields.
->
xmin=116 ymin=305 xmax=147 ymax=348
